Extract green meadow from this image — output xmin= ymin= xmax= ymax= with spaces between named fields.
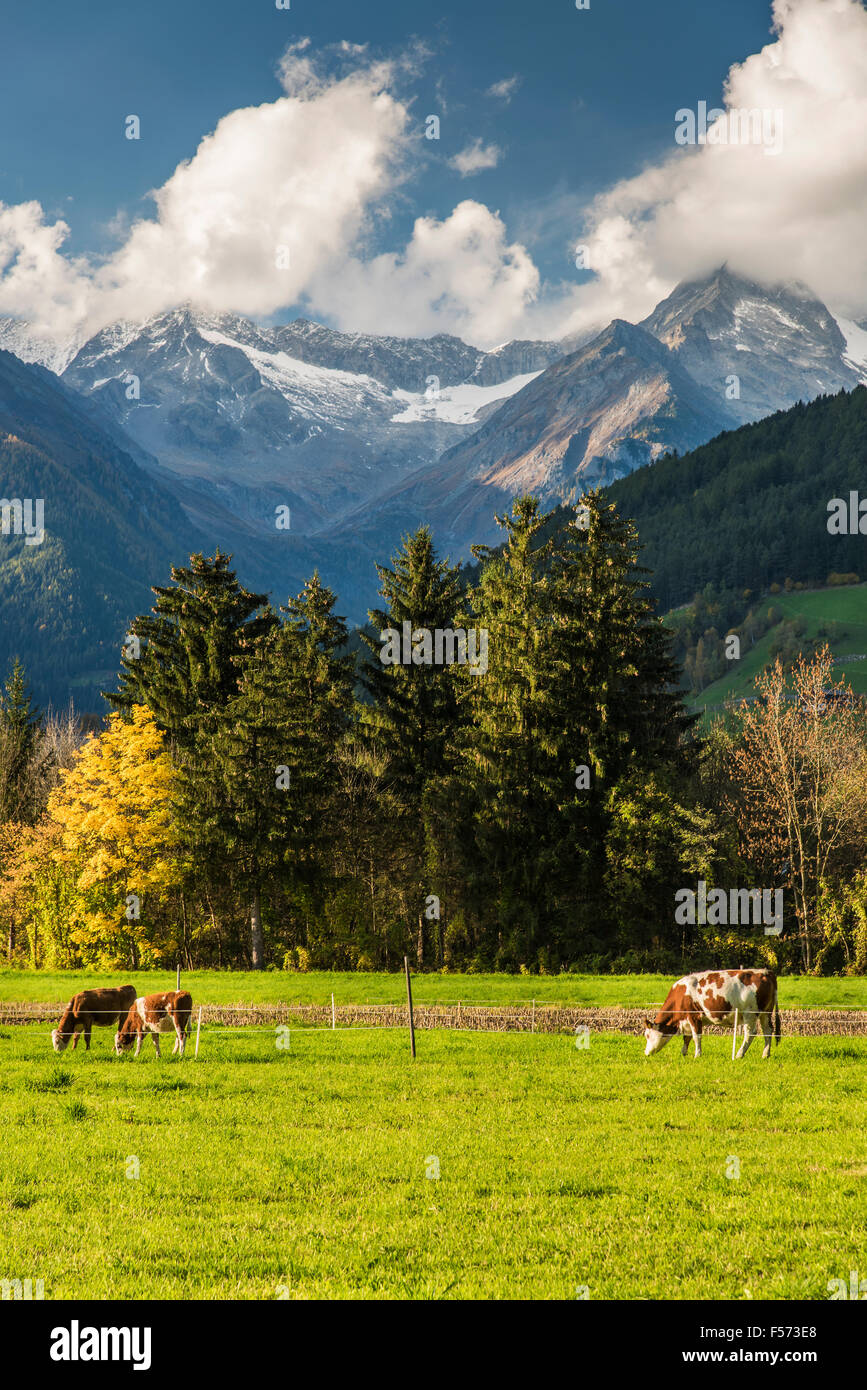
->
xmin=690 ymin=583 xmax=867 ymax=713
xmin=1 ymin=969 xmax=864 ymax=1010
xmin=0 ymin=1025 xmax=864 ymax=1300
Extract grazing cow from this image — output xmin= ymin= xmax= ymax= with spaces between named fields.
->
xmin=52 ymin=986 xmax=138 ymax=1053
xmin=643 ymin=969 xmax=780 ymax=1060
xmin=115 ymin=992 xmax=193 ymax=1058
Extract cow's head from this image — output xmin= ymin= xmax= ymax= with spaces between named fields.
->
xmin=115 ymin=1000 xmax=140 ymax=1054
xmin=643 ymin=1018 xmax=673 ymax=1056
xmin=51 ymin=1007 xmax=77 ymax=1053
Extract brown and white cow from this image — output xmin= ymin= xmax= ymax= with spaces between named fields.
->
xmin=115 ymin=991 xmax=193 ymax=1058
xmin=643 ymin=969 xmax=780 ymax=1060
xmin=52 ymin=986 xmax=138 ymax=1053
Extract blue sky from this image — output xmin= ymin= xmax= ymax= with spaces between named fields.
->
xmin=1 ymin=0 xmax=865 ymax=346
xmin=1 ymin=0 xmax=773 ymax=277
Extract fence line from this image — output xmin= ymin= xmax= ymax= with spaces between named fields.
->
xmin=5 ymin=1000 xmax=867 ymax=1037
xmin=7 ymin=999 xmax=867 ymax=1016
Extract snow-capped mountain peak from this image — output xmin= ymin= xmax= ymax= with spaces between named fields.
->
xmin=52 ymin=307 xmax=560 ymax=538
xmin=639 ymin=267 xmax=863 ymax=422
xmin=833 ymin=315 xmax=867 ymax=377
xmin=0 ymin=317 xmax=86 ymax=374
xmin=3 ymin=267 xmax=865 ymax=587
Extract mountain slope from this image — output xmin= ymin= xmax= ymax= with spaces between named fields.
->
xmin=606 ymin=384 xmax=867 ymax=611
xmin=0 ymin=317 xmax=84 ymax=375
xmin=438 ymin=315 xmax=737 ymax=485
xmin=0 ymin=349 xmax=207 ymax=708
xmin=4 ymin=268 xmax=867 ymax=689
xmin=331 ymin=317 xmax=738 ymax=561
xmin=59 ymin=309 xmax=562 ymax=539
xmin=688 ymin=584 xmax=867 ymax=710
xmin=329 ymin=268 xmax=867 ymax=577
xmin=640 ymin=267 xmax=863 ymax=426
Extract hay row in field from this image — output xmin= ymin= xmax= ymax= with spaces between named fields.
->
xmin=5 ymin=1000 xmax=867 ymax=1035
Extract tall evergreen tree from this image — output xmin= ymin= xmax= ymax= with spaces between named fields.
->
xmin=549 ymin=492 xmax=695 ymax=784
xmin=190 ymin=574 xmax=353 ymax=968
xmin=545 ymin=493 xmax=699 ymax=952
xmin=266 ymin=574 xmax=354 ymax=924
xmin=0 ymin=659 xmax=43 ymax=824
xmin=107 ymin=551 xmax=275 ymax=748
xmin=360 ymin=527 xmax=464 ymax=962
xmin=108 ymin=552 xmax=275 ymax=964
xmin=456 ymin=496 xmax=564 ymax=965
xmin=445 ymin=493 xmax=699 ymax=966
xmin=191 ymin=643 xmax=283 ymax=970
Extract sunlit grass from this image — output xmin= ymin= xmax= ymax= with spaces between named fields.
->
xmin=1 ymin=1026 xmax=864 ymax=1300
xmin=2 ymin=969 xmax=863 ymax=1010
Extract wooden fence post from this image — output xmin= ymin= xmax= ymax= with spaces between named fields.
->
xmin=331 ymin=993 xmax=336 ymax=1031
xmin=404 ymin=955 xmax=416 ymax=1059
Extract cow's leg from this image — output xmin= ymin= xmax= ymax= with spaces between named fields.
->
xmin=173 ymin=1020 xmax=186 ymax=1057
xmin=153 ymin=1031 xmax=161 ymax=1059
xmin=83 ymin=1022 xmax=92 ymax=1051
xmin=71 ymin=1028 xmax=79 ymax=1051
xmin=760 ymin=1012 xmax=773 ymax=1059
xmin=691 ymin=1017 xmax=702 ymax=1059
xmin=736 ymin=1016 xmax=758 ymax=1058
xmin=680 ymin=1027 xmax=690 ymax=1058
xmin=134 ymin=1032 xmax=143 ymax=1058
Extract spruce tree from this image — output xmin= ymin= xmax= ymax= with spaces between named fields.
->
xmin=191 ymin=574 xmax=353 ymax=968
xmin=457 ymin=496 xmax=563 ymax=965
xmin=267 ymin=574 xmax=354 ymax=911
xmin=360 ymin=527 xmax=464 ymax=962
xmin=0 ymin=659 xmax=43 ymax=823
xmin=107 ymin=551 xmax=275 ymax=748
xmin=549 ymin=491 xmax=695 ymax=787
xmin=108 ymin=552 xmax=275 ymax=964
xmin=545 ymin=492 xmax=698 ymax=953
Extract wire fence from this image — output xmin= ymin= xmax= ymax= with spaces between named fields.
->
xmin=4 ymin=1000 xmax=867 ymax=1036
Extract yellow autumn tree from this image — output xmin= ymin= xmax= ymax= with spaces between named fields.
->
xmin=47 ymin=704 xmax=184 ymax=967
xmin=728 ymin=648 xmax=867 ymax=972
xmin=0 ymin=817 xmax=78 ymax=967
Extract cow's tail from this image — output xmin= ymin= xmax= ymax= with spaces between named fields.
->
xmin=773 ymin=976 xmax=781 ymax=1047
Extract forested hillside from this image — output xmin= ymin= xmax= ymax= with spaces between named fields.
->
xmin=3 ymin=495 xmax=867 ymax=977
xmin=607 ymin=386 xmax=867 ymax=611
xmin=0 ymin=350 xmax=204 ymax=708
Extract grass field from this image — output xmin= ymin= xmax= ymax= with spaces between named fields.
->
xmin=1 ymin=1024 xmax=865 ymax=1300
xmin=2 ymin=969 xmax=866 ymax=1010
xmin=689 ymin=583 xmax=867 ymax=713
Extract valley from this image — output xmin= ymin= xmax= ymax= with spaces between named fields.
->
xmin=2 ymin=266 xmax=867 ymax=708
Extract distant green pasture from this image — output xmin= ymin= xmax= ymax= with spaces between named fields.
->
xmin=1 ymin=969 xmax=863 ymax=1010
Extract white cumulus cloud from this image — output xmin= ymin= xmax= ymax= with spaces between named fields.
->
xmin=2 ymin=2 xmax=867 ymax=354
xmin=0 ymin=45 xmax=409 ymax=340
xmin=449 ymin=139 xmax=502 ymax=177
xmin=307 ymin=200 xmax=539 ymax=346
xmin=560 ymin=0 xmax=867 ymax=335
